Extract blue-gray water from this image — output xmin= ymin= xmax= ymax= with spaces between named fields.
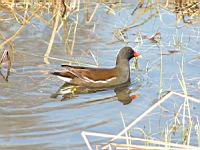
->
xmin=0 ymin=1 xmax=200 ymax=149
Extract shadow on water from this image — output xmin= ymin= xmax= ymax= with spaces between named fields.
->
xmin=51 ymin=81 xmax=141 ymax=105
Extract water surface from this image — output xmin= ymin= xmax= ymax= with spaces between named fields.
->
xmin=0 ymin=1 xmax=200 ymax=149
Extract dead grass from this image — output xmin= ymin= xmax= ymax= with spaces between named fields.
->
xmin=1 ymin=0 xmax=200 ymax=149
xmin=80 ymin=1 xmax=200 ymax=149
xmin=82 ymin=91 xmax=200 ymax=150
xmin=0 ymin=0 xmax=123 ymax=65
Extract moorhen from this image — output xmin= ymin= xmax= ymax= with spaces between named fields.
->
xmin=51 ymin=47 xmax=139 ymax=88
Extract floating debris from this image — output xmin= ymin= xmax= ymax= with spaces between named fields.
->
xmin=0 ymin=49 xmax=11 ymax=81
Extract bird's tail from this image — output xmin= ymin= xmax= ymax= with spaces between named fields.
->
xmin=50 ymin=71 xmax=62 ymax=76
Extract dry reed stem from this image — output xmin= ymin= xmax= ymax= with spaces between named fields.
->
xmin=82 ymin=91 xmax=200 ymax=149
xmin=103 ymin=91 xmax=174 ymax=148
xmin=88 ymin=50 xmax=99 ymax=66
xmin=82 ymin=131 xmax=199 ymax=150
xmin=120 ymin=112 xmax=131 ymax=149
xmin=69 ymin=0 xmax=80 ymax=56
xmin=84 ymin=0 xmax=90 ymax=21
xmin=64 ymin=22 xmax=72 ymax=54
xmin=0 ymin=2 xmax=20 ymax=23
xmin=177 ymin=60 xmax=192 ymax=133
xmin=44 ymin=2 xmax=61 ymax=64
xmin=110 ymin=143 xmax=191 ymax=150
xmin=17 ymin=48 xmax=98 ymax=67
xmin=23 ymin=0 xmax=29 ymax=23
xmin=86 ymin=3 xmax=99 ymax=23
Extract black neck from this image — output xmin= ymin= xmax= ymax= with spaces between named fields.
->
xmin=116 ymin=57 xmax=129 ymax=68
xmin=115 ymin=58 xmax=130 ymax=82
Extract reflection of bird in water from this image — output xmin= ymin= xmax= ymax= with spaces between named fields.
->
xmin=51 ymin=82 xmax=141 ymax=105
xmin=50 ymin=47 xmax=141 ymax=104
xmin=114 ymin=83 xmax=140 ymax=105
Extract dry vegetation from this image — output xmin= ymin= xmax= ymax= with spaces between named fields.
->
xmin=0 ymin=0 xmax=200 ymax=149
xmin=0 ymin=0 xmax=199 ymax=64
xmin=82 ymin=91 xmax=200 ymax=149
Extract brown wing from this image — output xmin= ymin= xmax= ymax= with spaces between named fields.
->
xmin=51 ymin=67 xmax=117 ymax=81
xmin=74 ymin=68 xmax=118 ymax=81
xmin=61 ymin=64 xmax=118 ymax=80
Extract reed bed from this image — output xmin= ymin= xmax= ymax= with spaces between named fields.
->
xmin=0 ymin=0 xmax=80 ymax=64
xmin=79 ymin=0 xmax=200 ymax=150
xmin=0 ymin=0 xmax=123 ymax=65
xmin=82 ymin=91 xmax=200 ymax=149
xmin=1 ymin=0 xmax=200 ymax=149
xmin=0 ymin=0 xmax=199 ymax=65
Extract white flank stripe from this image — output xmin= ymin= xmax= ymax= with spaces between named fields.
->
xmin=60 ymin=89 xmax=72 ymax=95
xmin=57 ymin=76 xmax=72 ymax=82
xmin=83 ymin=77 xmax=116 ymax=83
